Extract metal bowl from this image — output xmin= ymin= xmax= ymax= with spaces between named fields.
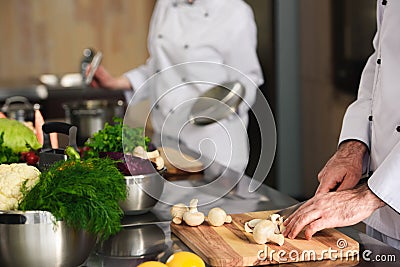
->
xmin=95 ymin=223 xmax=167 ymax=258
xmin=120 ymin=168 xmax=166 ymax=215
xmin=0 ymin=210 xmax=96 ymax=267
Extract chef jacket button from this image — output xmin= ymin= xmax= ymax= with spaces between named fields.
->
xmin=377 ymin=58 xmax=381 ymax=64
xmin=172 ymin=2 xmax=178 ymax=7
xmin=155 ymin=69 xmax=160 ymax=73
xmin=158 ymin=34 xmax=163 ymax=39
xmin=155 ymin=103 xmax=159 ymax=110
xmin=184 ymin=44 xmax=189 ymax=49
xmin=396 ymin=126 xmax=400 ymax=132
xmin=204 ymin=12 xmax=209 ymax=17
xmin=368 ymin=115 xmax=373 ymax=121
xmin=181 ymin=77 xmax=187 ymax=82
xmin=382 ymin=0 xmax=387 ymax=5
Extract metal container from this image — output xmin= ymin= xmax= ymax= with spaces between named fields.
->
xmin=120 ymin=169 xmax=166 ymax=215
xmin=0 ymin=211 xmax=96 ymax=267
xmin=96 ymin=223 xmax=167 ymax=258
xmin=189 ymin=81 xmax=246 ymax=125
xmin=1 ymin=96 xmax=35 ymax=123
xmin=63 ymin=99 xmax=126 ymax=146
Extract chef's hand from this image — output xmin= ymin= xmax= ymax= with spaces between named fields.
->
xmin=283 ymin=184 xmax=384 ymax=240
xmin=316 ymin=140 xmax=367 ymax=194
xmin=86 ymin=64 xmax=131 ymax=90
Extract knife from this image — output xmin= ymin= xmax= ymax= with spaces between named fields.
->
xmin=276 ymin=200 xmax=306 ymax=219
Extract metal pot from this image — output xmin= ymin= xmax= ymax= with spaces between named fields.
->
xmin=1 ymin=96 xmax=36 ymax=123
xmin=63 ymin=99 xmax=126 ymax=146
xmin=0 ymin=210 xmax=96 ymax=267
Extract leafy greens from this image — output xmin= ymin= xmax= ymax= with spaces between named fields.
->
xmin=19 ymin=157 xmax=127 ymax=240
xmin=0 ymin=118 xmax=41 ymax=153
xmin=85 ymin=118 xmax=150 ymax=157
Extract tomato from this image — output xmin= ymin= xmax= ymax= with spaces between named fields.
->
xmin=25 ymin=152 xmax=39 ymax=165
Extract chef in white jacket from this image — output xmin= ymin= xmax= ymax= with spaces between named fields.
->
xmin=283 ymin=0 xmax=400 ymax=249
xmin=90 ymin=0 xmax=263 ymax=173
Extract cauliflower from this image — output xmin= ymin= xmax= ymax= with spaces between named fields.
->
xmin=0 ymin=163 xmax=40 ymax=210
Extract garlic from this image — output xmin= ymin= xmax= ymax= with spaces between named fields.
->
xmin=207 ymin=207 xmax=232 ymax=227
xmin=182 ymin=199 xmax=205 ymax=226
xmin=170 ymin=203 xmax=189 ymax=224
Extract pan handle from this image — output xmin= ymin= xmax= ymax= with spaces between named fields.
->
xmin=42 ymin=122 xmax=78 ymax=150
xmin=0 ymin=213 xmax=27 ymax=224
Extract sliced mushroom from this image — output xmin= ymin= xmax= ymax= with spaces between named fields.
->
xmin=252 ymin=220 xmax=285 ymax=246
xmin=244 ymin=219 xmax=263 ymax=233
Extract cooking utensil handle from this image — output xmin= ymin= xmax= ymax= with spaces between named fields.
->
xmin=43 ymin=122 xmax=74 ymax=135
xmin=42 ymin=122 xmax=78 ymax=150
xmin=0 ymin=213 xmax=27 ymax=224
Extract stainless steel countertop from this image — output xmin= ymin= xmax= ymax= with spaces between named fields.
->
xmin=82 ymin=163 xmax=400 ymax=267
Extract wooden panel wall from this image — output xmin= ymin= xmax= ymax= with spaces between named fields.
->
xmin=299 ymin=0 xmax=355 ymax=197
xmin=0 ymin=0 xmax=155 ymax=81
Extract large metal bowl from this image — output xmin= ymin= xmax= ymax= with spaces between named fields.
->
xmin=0 ymin=211 xmax=96 ymax=267
xmin=120 ymin=168 xmax=166 ymax=215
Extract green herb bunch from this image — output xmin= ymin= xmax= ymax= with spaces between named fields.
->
xmin=85 ymin=118 xmax=150 ymax=157
xmin=19 ymin=157 xmax=127 ymax=240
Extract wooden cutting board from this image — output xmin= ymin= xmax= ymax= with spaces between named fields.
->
xmin=171 ymin=210 xmax=359 ymax=266
xmin=159 ymin=147 xmax=203 ymax=175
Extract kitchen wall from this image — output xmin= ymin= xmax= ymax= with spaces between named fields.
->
xmin=299 ymin=1 xmax=358 ymax=198
xmin=0 ymin=0 xmax=155 ymax=80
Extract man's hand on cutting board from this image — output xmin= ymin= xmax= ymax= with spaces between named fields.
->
xmin=316 ymin=140 xmax=367 ymax=194
xmin=283 ymin=184 xmax=384 ymax=240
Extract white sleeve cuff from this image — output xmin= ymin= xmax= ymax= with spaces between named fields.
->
xmin=368 ymin=142 xmax=400 ymax=213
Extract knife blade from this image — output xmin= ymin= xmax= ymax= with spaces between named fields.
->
xmin=276 ymin=200 xmax=306 ymax=219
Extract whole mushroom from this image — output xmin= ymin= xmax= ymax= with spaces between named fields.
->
xmin=170 ymin=203 xmax=189 ymax=224
xmin=207 ymin=207 xmax=232 ymax=227
xmin=182 ymin=199 xmax=205 ymax=226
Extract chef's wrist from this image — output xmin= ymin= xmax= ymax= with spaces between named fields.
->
xmin=356 ymin=184 xmax=385 ymax=209
xmin=338 ymin=140 xmax=367 ymax=159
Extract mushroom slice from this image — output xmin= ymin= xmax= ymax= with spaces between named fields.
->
xmin=253 ymin=220 xmax=285 ymax=246
xmin=244 ymin=218 xmax=263 ymax=233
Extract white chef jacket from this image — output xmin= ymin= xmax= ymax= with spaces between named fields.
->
xmin=339 ymin=0 xmax=400 ymax=240
xmin=123 ymin=0 xmax=263 ymax=172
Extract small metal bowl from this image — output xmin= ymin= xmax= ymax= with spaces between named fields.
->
xmin=95 ymin=223 xmax=167 ymax=258
xmin=0 ymin=210 xmax=96 ymax=267
xmin=119 ymin=168 xmax=166 ymax=215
